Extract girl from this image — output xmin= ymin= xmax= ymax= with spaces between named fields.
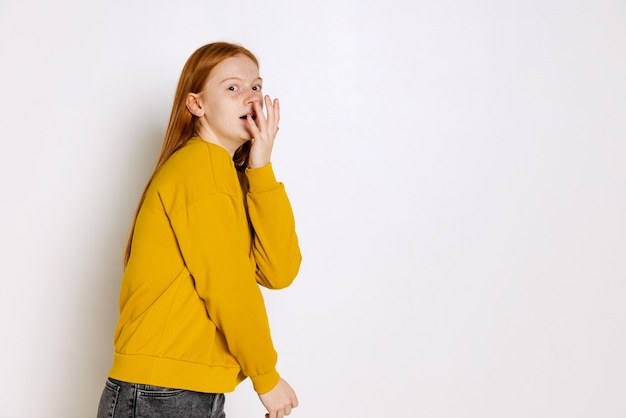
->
xmin=97 ymin=42 xmax=301 ymax=418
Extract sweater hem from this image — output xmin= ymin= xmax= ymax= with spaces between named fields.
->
xmin=109 ymin=352 xmax=245 ymax=394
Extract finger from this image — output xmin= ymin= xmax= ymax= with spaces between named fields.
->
xmin=264 ymin=95 xmax=274 ymax=129
xmin=284 ymin=406 xmax=292 ymax=416
xmin=246 ymin=114 xmax=260 ymax=139
xmin=265 ymin=96 xmax=279 ymax=135
xmin=253 ymin=100 xmax=267 ymax=133
xmin=292 ymin=394 xmax=299 ymax=408
xmin=276 ymin=411 xmax=284 ymax=418
xmin=273 ymin=98 xmax=280 ymax=134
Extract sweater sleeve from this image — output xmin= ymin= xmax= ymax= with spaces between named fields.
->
xmin=168 ymin=191 xmax=280 ymax=394
xmin=245 ymin=163 xmax=302 ymax=289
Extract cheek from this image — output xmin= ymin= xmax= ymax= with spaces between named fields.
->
xmin=217 ymin=98 xmax=239 ymax=115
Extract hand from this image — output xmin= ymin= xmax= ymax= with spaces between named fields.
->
xmin=246 ymin=95 xmax=280 ymax=169
xmin=258 ymin=378 xmax=299 ymax=418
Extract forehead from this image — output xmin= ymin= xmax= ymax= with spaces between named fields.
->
xmin=208 ymin=54 xmax=260 ymax=83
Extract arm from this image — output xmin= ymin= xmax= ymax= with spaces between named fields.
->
xmin=245 ymin=95 xmax=301 ymax=289
xmin=246 ymin=164 xmax=302 ymax=289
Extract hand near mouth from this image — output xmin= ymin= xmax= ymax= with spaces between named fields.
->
xmin=246 ymin=95 xmax=280 ymax=169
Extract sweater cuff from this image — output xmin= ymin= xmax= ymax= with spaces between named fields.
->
xmin=250 ymin=369 xmax=280 ymax=394
xmin=246 ymin=163 xmax=278 ymax=193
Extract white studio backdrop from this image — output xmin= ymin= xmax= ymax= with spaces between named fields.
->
xmin=1 ymin=0 xmax=625 ymax=417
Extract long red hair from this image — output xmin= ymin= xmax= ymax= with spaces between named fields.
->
xmin=124 ymin=42 xmax=259 ymax=265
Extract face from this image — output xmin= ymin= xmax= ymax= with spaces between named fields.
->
xmin=188 ymin=54 xmax=263 ymax=154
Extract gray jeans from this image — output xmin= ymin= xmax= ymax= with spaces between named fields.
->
xmin=97 ymin=378 xmax=226 ymax=418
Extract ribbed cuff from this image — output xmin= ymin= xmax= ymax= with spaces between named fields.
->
xmin=246 ymin=163 xmax=278 ymax=193
xmin=250 ymin=369 xmax=281 ymax=394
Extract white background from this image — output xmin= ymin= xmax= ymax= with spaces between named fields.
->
xmin=1 ymin=0 xmax=625 ymax=417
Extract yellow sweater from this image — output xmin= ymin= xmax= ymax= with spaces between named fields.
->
xmin=108 ymin=137 xmax=301 ymax=394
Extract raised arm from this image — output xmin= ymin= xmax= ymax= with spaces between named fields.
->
xmin=246 ymin=164 xmax=302 ymax=289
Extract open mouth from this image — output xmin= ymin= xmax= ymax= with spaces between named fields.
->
xmin=240 ymin=114 xmax=256 ymax=120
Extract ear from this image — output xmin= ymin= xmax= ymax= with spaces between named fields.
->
xmin=186 ymin=93 xmax=204 ymax=117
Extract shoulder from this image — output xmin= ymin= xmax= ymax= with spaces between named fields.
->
xmin=149 ymin=138 xmax=240 ymax=207
xmin=151 ymin=138 xmax=222 ymax=189
xmin=160 ymin=138 xmax=210 ymax=178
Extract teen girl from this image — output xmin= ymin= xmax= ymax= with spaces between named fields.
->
xmin=97 ymin=42 xmax=301 ymax=418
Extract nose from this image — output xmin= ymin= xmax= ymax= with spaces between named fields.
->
xmin=244 ymin=88 xmax=261 ymax=105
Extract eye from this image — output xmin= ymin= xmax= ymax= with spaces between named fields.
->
xmin=228 ymin=85 xmax=239 ymax=92
xmin=252 ymin=85 xmax=262 ymax=91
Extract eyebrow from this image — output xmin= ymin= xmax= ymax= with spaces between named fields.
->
xmin=220 ymin=76 xmax=263 ymax=84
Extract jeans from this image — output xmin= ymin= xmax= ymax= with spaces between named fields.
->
xmin=97 ymin=378 xmax=226 ymax=418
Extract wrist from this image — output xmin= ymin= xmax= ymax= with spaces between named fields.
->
xmin=246 ymin=163 xmax=278 ymax=192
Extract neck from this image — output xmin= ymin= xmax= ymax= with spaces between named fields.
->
xmin=195 ymin=127 xmax=241 ymax=157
